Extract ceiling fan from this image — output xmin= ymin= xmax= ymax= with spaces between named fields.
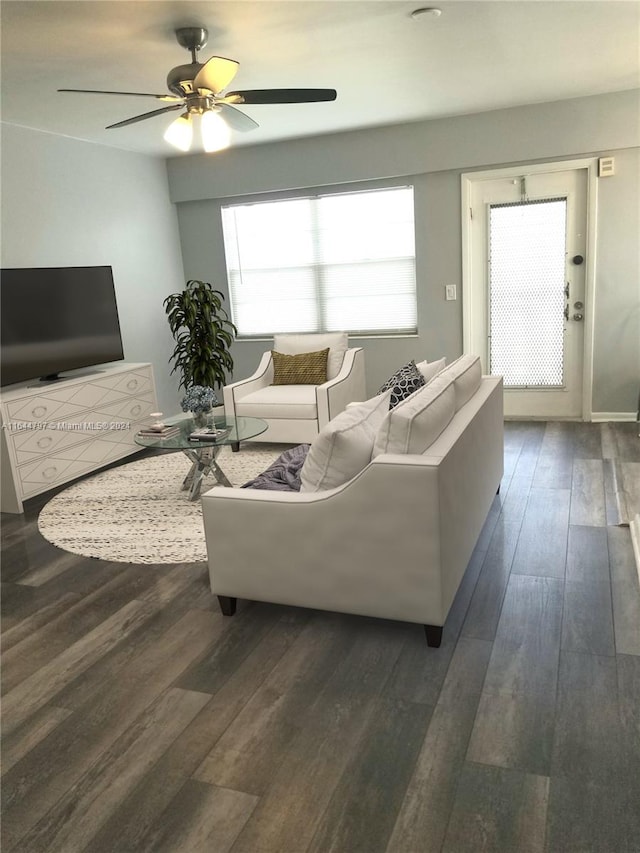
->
xmin=58 ymin=26 xmax=337 ymax=152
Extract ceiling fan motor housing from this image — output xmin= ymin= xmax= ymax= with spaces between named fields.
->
xmin=166 ymin=62 xmax=203 ymax=96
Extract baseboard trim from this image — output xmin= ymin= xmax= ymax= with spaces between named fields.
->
xmin=504 ymin=413 xmax=638 ymax=423
xmin=591 ymin=412 xmax=638 ymax=423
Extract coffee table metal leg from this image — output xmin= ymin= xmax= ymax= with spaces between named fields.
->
xmin=182 ymin=460 xmax=197 ymax=491
xmin=181 ymin=447 xmax=233 ymax=499
xmin=207 ymin=459 xmax=233 ymax=488
xmin=188 ymin=462 xmax=207 ymax=501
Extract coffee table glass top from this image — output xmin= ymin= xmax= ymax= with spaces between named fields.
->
xmin=134 ymin=414 xmax=268 ymax=449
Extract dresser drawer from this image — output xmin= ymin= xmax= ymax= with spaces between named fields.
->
xmin=5 ymin=395 xmax=156 ymax=466
xmin=4 ymin=366 xmax=154 ymax=423
xmin=17 ymin=429 xmax=144 ymax=498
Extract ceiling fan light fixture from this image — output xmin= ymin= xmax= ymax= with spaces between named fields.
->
xmin=164 ymin=113 xmax=192 ymax=151
xmin=201 ymin=109 xmax=231 ymax=152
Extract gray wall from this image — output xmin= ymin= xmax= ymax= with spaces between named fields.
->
xmin=0 ymin=123 xmax=186 ymax=412
xmin=169 ymin=89 xmax=640 ymax=414
xmin=591 ymin=146 xmax=640 ymax=413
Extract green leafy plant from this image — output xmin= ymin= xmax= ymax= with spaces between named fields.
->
xmin=164 ymin=280 xmax=237 ymax=391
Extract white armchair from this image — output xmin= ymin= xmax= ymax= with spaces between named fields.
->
xmin=223 ymin=332 xmax=366 ymax=445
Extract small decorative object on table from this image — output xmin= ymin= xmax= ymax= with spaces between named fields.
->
xmin=137 ymin=414 xmax=181 ymax=439
xmin=189 ymin=425 xmax=231 ymax=442
xmin=181 ymin=386 xmax=218 ymax=428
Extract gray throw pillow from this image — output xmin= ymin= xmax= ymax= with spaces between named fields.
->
xmin=377 ymin=360 xmax=426 ymax=409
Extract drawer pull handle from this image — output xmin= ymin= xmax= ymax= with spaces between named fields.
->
xmin=37 ymin=437 xmax=53 ymax=449
xmin=131 ymin=404 xmax=142 ymax=417
xmin=43 ymin=466 xmax=57 ymax=479
xmin=32 ymin=405 xmax=47 ymax=418
xmin=127 ymin=379 xmax=138 ymax=390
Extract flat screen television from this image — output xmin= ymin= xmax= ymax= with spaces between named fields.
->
xmin=1 ymin=266 xmax=124 ymax=387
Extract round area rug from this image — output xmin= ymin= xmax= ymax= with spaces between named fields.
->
xmin=37 ymin=444 xmax=286 ymax=564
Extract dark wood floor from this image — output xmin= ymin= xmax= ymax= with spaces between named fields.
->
xmin=2 ymin=421 xmax=640 ymax=853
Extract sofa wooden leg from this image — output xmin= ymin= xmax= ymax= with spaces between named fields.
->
xmin=217 ymin=595 xmax=237 ymax=616
xmin=424 ymin=624 xmax=443 ymax=647
xmin=231 ymin=442 xmax=240 ymax=453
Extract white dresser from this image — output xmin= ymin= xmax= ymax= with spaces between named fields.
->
xmin=0 ymin=362 xmax=158 ymax=513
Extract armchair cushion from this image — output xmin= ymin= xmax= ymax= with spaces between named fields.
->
xmin=233 ymin=385 xmax=318 ymax=420
xmin=300 ymin=390 xmax=392 ymax=493
xmin=377 ymin=359 xmax=426 ymax=409
xmin=271 ymin=348 xmax=329 ymax=385
xmin=273 ymin=332 xmax=348 ymax=379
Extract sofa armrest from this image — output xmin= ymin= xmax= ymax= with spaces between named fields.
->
xmin=316 ymin=348 xmax=366 ymax=427
xmin=223 ymin=352 xmax=273 ymax=417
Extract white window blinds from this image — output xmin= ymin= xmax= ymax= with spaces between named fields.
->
xmin=221 ymin=186 xmax=417 ymax=337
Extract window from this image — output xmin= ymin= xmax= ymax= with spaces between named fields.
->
xmin=489 ymin=198 xmax=567 ymax=386
xmin=221 ymin=186 xmax=417 ymax=337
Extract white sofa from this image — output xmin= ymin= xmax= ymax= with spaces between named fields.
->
xmin=223 ymin=332 xmax=366 ymax=444
xmin=203 ymin=356 xmax=503 ymax=646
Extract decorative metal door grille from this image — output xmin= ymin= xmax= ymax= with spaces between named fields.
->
xmin=489 ymin=198 xmax=567 ymax=387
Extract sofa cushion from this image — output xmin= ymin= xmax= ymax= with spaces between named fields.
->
xmin=416 ymin=357 xmax=446 ymax=383
xmin=377 ymin=360 xmax=426 ymax=409
xmin=373 ymin=374 xmax=456 ymax=456
xmin=273 ymin=332 xmax=348 ymax=380
xmin=300 ymin=390 xmax=392 ymax=492
xmin=271 ymin=348 xmax=329 ymax=385
xmin=235 ymin=385 xmax=318 ymax=420
xmin=435 ymin=354 xmax=482 ymax=410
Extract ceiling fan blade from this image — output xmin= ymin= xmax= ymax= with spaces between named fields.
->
xmin=58 ymin=88 xmax=181 ymax=102
xmin=193 ymin=56 xmax=239 ymax=94
xmin=226 ymin=88 xmax=337 ymax=104
xmin=106 ymin=104 xmax=183 ymax=129
xmin=218 ymin=104 xmax=259 ymax=132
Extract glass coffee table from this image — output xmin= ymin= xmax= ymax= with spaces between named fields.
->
xmin=134 ymin=414 xmax=268 ymax=500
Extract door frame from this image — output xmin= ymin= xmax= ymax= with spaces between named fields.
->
xmin=461 ymin=158 xmax=599 ymax=421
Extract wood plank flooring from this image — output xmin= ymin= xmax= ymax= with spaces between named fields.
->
xmin=2 ymin=421 xmax=639 ymax=853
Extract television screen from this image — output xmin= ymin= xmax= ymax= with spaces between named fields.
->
xmin=1 ymin=266 xmax=124 ymax=386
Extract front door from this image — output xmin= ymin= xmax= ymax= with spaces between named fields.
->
xmin=465 ymin=167 xmax=589 ymax=419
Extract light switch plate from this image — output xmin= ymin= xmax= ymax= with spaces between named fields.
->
xmin=445 ymin=284 xmax=457 ymax=300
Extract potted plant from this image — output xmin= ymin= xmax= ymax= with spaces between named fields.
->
xmin=180 ymin=385 xmax=219 ymax=427
xmin=164 ymin=280 xmax=237 ymax=396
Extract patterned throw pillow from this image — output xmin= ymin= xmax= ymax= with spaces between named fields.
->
xmin=377 ymin=360 xmax=426 ymax=409
xmin=271 ymin=348 xmax=329 ymax=385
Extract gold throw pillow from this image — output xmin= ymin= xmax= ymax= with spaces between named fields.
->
xmin=271 ymin=348 xmax=329 ymax=385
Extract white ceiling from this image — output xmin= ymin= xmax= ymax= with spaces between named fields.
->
xmin=1 ymin=0 xmax=639 ymax=158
